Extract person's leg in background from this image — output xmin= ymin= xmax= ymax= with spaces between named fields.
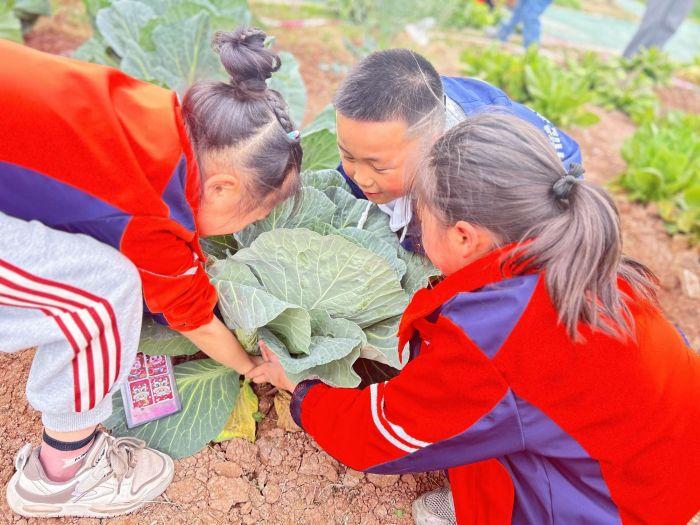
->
xmin=0 ymin=212 xmax=173 ymax=518
xmin=623 ymin=0 xmax=694 ymax=58
xmin=521 ymin=0 xmax=554 ymax=48
xmin=497 ymin=0 xmax=528 ymax=42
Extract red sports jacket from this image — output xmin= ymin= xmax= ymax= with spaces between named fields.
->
xmin=291 ymin=246 xmax=700 ymax=524
xmin=0 ymin=40 xmax=217 ymax=330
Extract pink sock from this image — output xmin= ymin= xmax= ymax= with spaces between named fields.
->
xmin=39 ymin=430 xmax=96 ymax=482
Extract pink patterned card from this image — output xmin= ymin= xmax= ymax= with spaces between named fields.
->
xmin=121 ymin=353 xmax=181 ymax=428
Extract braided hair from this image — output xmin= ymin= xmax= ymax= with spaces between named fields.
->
xmin=182 ymin=26 xmax=301 ymax=209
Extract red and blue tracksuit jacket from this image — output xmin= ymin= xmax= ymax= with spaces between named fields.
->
xmin=0 ymin=40 xmax=216 ymax=331
xmin=339 ymin=76 xmax=583 ymax=253
xmin=290 ymin=245 xmax=700 ymax=524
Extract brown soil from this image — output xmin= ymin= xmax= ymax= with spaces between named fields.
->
xmin=657 ymin=81 xmax=700 ymax=115
xmin=3 ymin=5 xmax=698 ymax=525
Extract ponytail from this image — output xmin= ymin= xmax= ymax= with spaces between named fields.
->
xmin=512 ymin=172 xmax=656 ymax=338
xmin=415 ymin=112 xmax=657 ymax=340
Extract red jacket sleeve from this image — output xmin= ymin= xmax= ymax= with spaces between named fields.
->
xmin=290 ymin=316 xmax=522 ymax=474
xmin=121 ymin=216 xmax=217 ymax=331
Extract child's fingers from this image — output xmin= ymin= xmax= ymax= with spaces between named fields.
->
xmin=245 ymin=363 xmax=269 ymax=382
xmin=258 ymin=340 xmax=271 ymax=361
xmin=259 ymin=342 xmax=281 ymax=364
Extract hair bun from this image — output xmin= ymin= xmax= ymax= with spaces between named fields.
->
xmin=213 ymin=27 xmax=281 ymax=101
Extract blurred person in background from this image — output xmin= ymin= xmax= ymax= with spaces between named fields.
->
xmin=623 ymin=0 xmax=694 ymax=58
xmin=496 ymin=0 xmax=553 ymax=48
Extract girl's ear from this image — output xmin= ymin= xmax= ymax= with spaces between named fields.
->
xmin=452 ymin=220 xmax=478 ymax=246
xmin=202 ymin=172 xmax=240 ymax=202
xmin=450 ymin=220 xmax=497 ymax=261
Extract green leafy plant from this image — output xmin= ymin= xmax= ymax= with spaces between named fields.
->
xmin=461 ymin=46 xmax=599 ymax=127
xmin=75 ymin=0 xmax=308 ymax=122
xmin=212 ymin=169 xmax=439 ymax=383
xmin=0 ymin=0 xmax=50 ymax=42
xmin=300 ymin=105 xmax=340 ymax=171
xmin=618 ymin=111 xmax=700 ymax=242
xmin=524 ymin=52 xmax=599 ymax=128
xmin=106 ymin=169 xmax=439 ymax=457
xmin=620 ymin=47 xmax=674 ymax=86
xmin=461 ymin=45 xmax=528 ymax=101
xmin=439 ymin=0 xmax=504 ymax=30
xmin=554 ymin=0 xmax=582 ymax=9
xmin=462 ymin=45 xmax=678 ymax=127
xmin=567 ymin=49 xmax=673 ymax=125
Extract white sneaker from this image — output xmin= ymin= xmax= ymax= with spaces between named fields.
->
xmin=413 ymin=486 xmax=457 ymax=525
xmin=6 ymin=431 xmax=174 ymax=518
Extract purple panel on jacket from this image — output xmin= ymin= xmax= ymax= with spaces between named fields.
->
xmin=0 ymin=160 xmax=129 ymax=249
xmin=162 ymin=155 xmax=196 ymax=232
xmin=368 ymin=392 xmax=620 ymax=524
xmin=367 ymin=390 xmax=523 ymax=475
xmin=504 ymin=397 xmax=621 ymax=525
xmin=440 ymin=274 xmax=539 ymax=358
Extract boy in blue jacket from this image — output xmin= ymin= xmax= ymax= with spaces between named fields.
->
xmin=333 ymin=49 xmax=581 ymax=253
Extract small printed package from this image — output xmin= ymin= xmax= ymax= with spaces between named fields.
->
xmin=121 ymin=353 xmax=182 ymax=428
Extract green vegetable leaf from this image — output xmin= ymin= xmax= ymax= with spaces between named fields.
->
xmin=105 ymin=359 xmax=239 ymax=458
xmin=138 ymin=317 xmax=199 ymax=356
xmin=0 ymin=2 xmax=22 ymax=42
xmin=301 ymin=169 xmax=349 ymax=192
xmin=234 ymin=187 xmax=336 ymax=248
xmin=301 ymin=105 xmax=340 ymax=171
xmin=200 ymin=234 xmax=237 ymax=260
xmin=399 ymin=247 xmax=441 ymax=296
xmin=151 ymin=11 xmax=220 ymax=95
xmin=269 ymin=51 xmax=306 ymax=127
xmin=96 ymin=0 xmax=157 ymax=59
xmin=363 ymin=315 xmax=404 ymax=369
xmin=234 ymin=229 xmax=408 ymax=327
xmin=215 ymin=379 xmax=258 ymax=443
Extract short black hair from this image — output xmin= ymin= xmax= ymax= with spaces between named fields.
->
xmin=334 ymin=49 xmax=444 ymax=126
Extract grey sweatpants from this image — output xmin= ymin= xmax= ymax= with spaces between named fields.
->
xmin=623 ymin=0 xmax=694 ymax=58
xmin=0 ymin=212 xmax=142 ymax=432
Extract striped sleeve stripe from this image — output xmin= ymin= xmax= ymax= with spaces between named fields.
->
xmin=370 ymin=382 xmax=432 ymax=454
xmin=0 ymin=259 xmax=122 ymax=412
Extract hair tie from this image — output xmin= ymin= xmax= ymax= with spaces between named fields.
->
xmin=567 ymin=162 xmax=586 ymax=179
xmin=287 ymin=130 xmax=300 ymax=143
xmin=552 ymin=163 xmax=585 ymax=200
xmin=552 ymin=174 xmax=577 ymax=200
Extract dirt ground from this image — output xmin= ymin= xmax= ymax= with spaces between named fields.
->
xmin=1 ymin=4 xmax=698 ymax=525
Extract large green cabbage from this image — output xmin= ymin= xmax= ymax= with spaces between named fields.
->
xmin=106 ymin=170 xmax=438 ymax=457
xmin=211 ymin=170 xmax=437 ymax=386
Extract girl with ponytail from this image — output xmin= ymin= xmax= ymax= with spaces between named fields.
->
xmin=250 ymin=113 xmax=699 ymax=525
xmin=1 ymin=27 xmax=299 ymax=517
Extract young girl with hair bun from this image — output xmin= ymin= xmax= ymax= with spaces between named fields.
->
xmin=250 ymin=113 xmax=700 ymax=525
xmin=1 ymin=26 xmax=300 ymax=518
